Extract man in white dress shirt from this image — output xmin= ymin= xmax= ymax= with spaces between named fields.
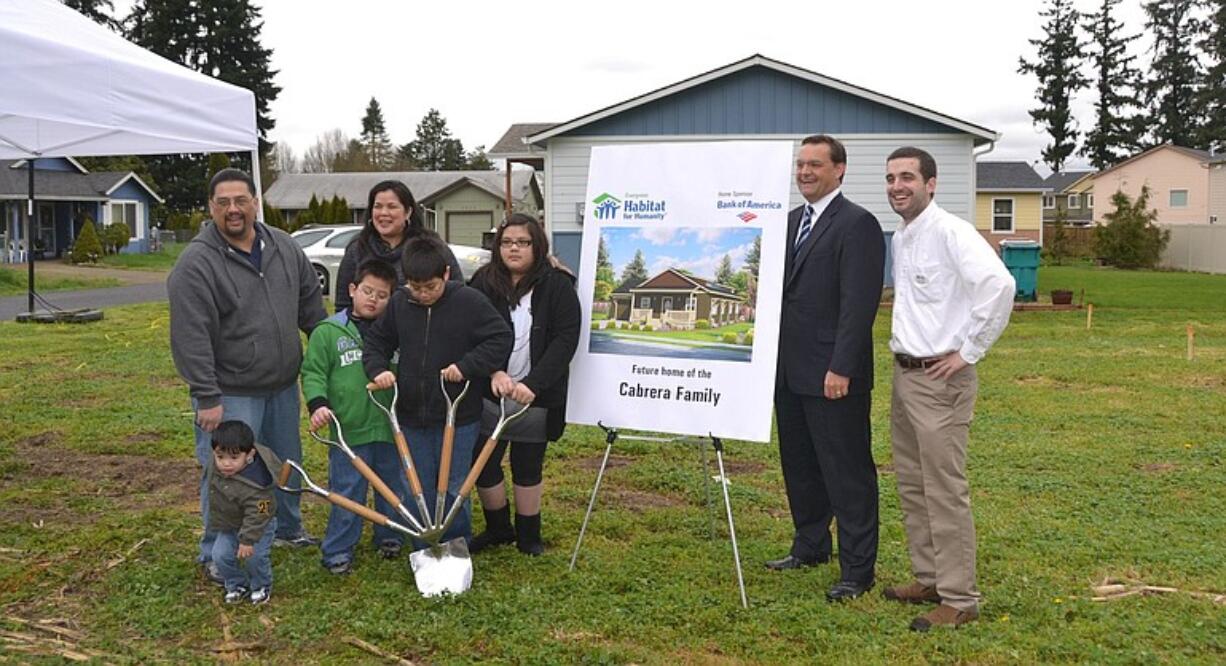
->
xmin=882 ymin=146 xmax=1015 ymax=631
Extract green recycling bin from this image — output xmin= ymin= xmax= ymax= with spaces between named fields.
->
xmin=1000 ymin=239 xmax=1040 ymax=302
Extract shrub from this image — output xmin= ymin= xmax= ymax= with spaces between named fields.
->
xmin=722 ymin=332 xmax=738 ymax=344
xmin=71 ymin=220 xmax=103 ymax=264
xmin=105 ymin=222 xmax=131 ymax=254
xmin=695 ymin=319 xmax=710 ymax=329
xmin=742 ymin=331 xmax=754 ymax=346
xmin=642 ymin=324 xmax=653 ymax=332
xmin=1093 ymin=186 xmax=1169 ymax=269
xmin=590 ymin=322 xmax=601 ymax=330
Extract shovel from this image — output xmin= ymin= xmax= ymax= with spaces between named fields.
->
xmin=434 ymin=376 xmax=471 ymax=526
xmin=308 ymin=412 xmax=428 ymax=534
xmin=276 ymin=459 xmax=422 ymax=540
xmin=407 ymin=394 xmax=532 ymax=596
xmin=366 ymin=382 xmax=434 ymax=532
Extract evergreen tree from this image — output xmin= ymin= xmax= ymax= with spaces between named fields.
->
xmin=466 ymin=145 xmax=495 ymax=170
xmin=1019 ymin=0 xmax=1088 ymax=172
xmin=1142 ymin=0 xmax=1206 ymax=147
xmin=1197 ymin=0 xmax=1226 ymax=152
xmin=1081 ymin=0 xmax=1146 ymax=168
xmin=621 ymin=249 xmax=649 ymax=285
xmin=1093 ymin=186 xmax=1170 ymax=268
xmin=359 ymin=97 xmax=394 ymax=170
xmin=329 ymin=195 xmax=351 ymax=224
xmin=125 ymin=0 xmax=280 ymax=212
xmin=715 ymin=254 xmax=734 ymax=284
xmin=206 ymin=153 xmax=231 ymax=181
xmin=71 ymin=219 xmax=104 ymax=264
xmin=62 ymin=0 xmax=118 ymax=29
xmin=744 ymin=235 xmax=761 ymax=277
xmin=400 ymin=109 xmax=467 ymax=171
xmin=262 ymin=201 xmax=287 ymax=231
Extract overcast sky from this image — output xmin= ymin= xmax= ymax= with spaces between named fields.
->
xmin=234 ymin=0 xmax=1154 ymax=174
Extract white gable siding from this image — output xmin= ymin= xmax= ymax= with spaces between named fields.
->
xmin=543 ymin=134 xmax=977 ymax=237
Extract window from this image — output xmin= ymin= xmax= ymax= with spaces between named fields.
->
xmin=1067 ymin=194 xmax=1080 ymax=209
xmin=1170 ymin=189 xmax=1189 ymax=207
xmin=292 ymin=229 xmax=329 ymax=248
xmin=1042 ymin=195 xmax=1054 ymax=209
xmin=325 ymin=229 xmax=360 ymax=248
xmin=1086 ymin=194 xmax=1094 ymax=209
xmin=109 ymin=201 xmax=139 ymax=238
xmin=662 ymin=297 xmax=672 ymax=311
xmin=638 ymin=296 xmax=650 ymax=308
xmin=992 ymin=199 xmax=1014 ymax=233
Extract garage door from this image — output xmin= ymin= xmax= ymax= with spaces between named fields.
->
xmin=445 ymin=211 xmax=493 ymax=246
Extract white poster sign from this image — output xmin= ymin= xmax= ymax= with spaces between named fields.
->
xmin=567 ymin=141 xmax=792 ymax=442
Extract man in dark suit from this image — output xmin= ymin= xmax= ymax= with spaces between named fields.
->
xmin=768 ymin=134 xmax=886 ymax=601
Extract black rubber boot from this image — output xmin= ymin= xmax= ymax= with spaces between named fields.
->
xmin=470 ymin=504 xmax=515 ymax=553
xmin=515 ymin=513 xmax=544 ymax=556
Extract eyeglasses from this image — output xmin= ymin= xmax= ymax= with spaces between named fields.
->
xmin=499 ymin=239 xmax=532 ymax=249
xmin=357 ymin=285 xmax=390 ymax=300
xmin=212 ymin=196 xmax=253 ymax=209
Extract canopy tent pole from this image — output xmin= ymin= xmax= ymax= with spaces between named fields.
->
xmin=27 ymin=159 xmax=35 ymax=314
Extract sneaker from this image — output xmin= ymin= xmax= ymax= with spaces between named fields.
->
xmin=909 ymin=603 xmax=979 ymax=632
xmin=201 ymin=562 xmax=225 ymax=587
xmin=274 ymin=533 xmax=320 ymax=548
xmin=250 ymin=587 xmax=271 ymax=605
xmin=378 ymin=541 xmax=402 ymax=560
xmin=325 ymin=560 xmax=352 ymax=575
xmin=223 ymin=587 xmax=249 ymax=604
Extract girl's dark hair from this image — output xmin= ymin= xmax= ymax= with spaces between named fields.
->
xmin=401 ymin=231 xmax=451 ymax=283
xmin=358 ymin=180 xmax=427 ymax=250
xmin=211 ymin=420 xmax=255 ymax=454
xmin=353 ymin=259 xmax=397 ymax=289
xmin=473 ymin=213 xmax=550 ymax=308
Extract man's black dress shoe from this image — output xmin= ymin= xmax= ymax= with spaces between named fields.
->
xmin=764 ymin=554 xmax=828 ymax=571
xmin=826 ymin=579 xmax=874 ymax=602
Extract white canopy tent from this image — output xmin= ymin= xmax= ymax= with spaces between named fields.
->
xmin=0 ymin=0 xmax=259 ymax=316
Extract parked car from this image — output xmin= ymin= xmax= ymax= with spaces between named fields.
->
xmin=292 ymin=225 xmax=491 ymax=297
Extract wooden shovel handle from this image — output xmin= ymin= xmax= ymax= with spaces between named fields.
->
xmin=457 ymin=435 xmax=500 ymax=499
xmin=277 ymin=461 xmax=293 ymax=487
xmin=325 ymin=491 xmax=390 ymax=526
xmin=393 ymin=430 xmax=425 ymax=496
xmin=348 ymin=454 xmax=405 ymax=512
xmin=437 ymin=424 xmax=456 ymax=496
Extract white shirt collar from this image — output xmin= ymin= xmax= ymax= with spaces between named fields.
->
xmin=804 ymin=187 xmax=841 ymax=221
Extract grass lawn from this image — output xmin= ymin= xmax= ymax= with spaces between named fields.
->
xmin=0 ymin=265 xmax=1223 ymax=662
xmin=98 ymin=242 xmax=186 ymax=271
xmin=0 ymin=266 xmax=120 ymax=296
xmin=601 ymin=320 xmax=753 ymax=343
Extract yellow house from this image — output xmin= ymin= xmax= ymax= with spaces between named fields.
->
xmin=975 ymin=161 xmax=1048 ymax=252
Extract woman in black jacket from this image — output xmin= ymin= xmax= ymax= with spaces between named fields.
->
xmin=334 ymin=180 xmax=462 ymax=311
xmin=466 ymin=213 xmax=580 ymax=555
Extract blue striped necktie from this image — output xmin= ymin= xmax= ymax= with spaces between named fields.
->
xmin=794 ymin=204 xmax=815 ymax=252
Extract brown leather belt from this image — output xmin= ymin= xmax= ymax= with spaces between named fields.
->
xmin=895 ymin=353 xmax=940 ymax=369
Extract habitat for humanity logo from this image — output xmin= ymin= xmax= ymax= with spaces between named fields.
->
xmin=737 ymin=211 xmax=757 ymax=223
xmin=592 ymin=193 xmax=622 ymax=220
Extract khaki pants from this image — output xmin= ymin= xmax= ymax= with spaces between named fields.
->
xmin=890 ymin=362 xmax=980 ymax=611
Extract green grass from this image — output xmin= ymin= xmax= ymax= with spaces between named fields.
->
xmin=601 ymin=320 xmax=753 ymax=342
xmin=98 ymin=241 xmax=186 ymax=271
xmin=0 ymin=265 xmax=121 ymax=296
xmin=0 ymin=266 xmax=1224 ymax=663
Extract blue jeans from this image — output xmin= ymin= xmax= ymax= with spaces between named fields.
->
xmin=404 ymin=422 xmax=480 ymax=551
xmin=193 ymin=385 xmax=305 ymax=564
xmin=212 ymin=518 xmax=276 ymax=593
xmin=320 ymin=442 xmax=408 ymax=567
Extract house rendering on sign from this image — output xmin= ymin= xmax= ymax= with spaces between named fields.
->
xmin=263 ymin=170 xmax=542 ymax=246
xmin=1042 ymin=170 xmax=1095 ymax=226
xmin=974 ymin=161 xmax=1049 ymax=251
xmin=0 ymin=157 xmax=162 ymax=262
xmin=491 ymin=54 xmax=999 ymax=278
xmin=609 ymin=268 xmax=743 ymax=330
xmin=1090 ymin=144 xmax=1214 ymax=225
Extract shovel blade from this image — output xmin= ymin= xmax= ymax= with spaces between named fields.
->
xmin=408 ymin=538 xmax=473 ymax=597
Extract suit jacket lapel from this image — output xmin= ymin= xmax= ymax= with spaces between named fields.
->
xmin=785 ymin=194 xmax=844 ymax=290
xmin=784 ymin=206 xmax=802 ymax=282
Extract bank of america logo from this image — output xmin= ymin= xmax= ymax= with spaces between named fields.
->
xmin=737 ymin=211 xmax=757 ymax=223
xmin=592 ymin=193 xmax=622 ymax=220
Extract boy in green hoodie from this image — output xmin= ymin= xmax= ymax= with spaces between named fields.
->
xmin=301 ymin=260 xmax=407 ymax=575
xmin=207 ymin=421 xmax=281 ymax=605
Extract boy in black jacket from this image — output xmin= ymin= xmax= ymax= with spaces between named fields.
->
xmin=365 ymin=233 xmax=511 ymax=550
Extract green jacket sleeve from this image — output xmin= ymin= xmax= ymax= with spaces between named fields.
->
xmin=301 ymin=325 xmax=334 ymax=408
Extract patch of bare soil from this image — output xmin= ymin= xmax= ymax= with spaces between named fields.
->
xmin=0 ymin=430 xmax=198 ymax=526
xmin=877 ymin=463 xmax=895 ymax=475
xmin=574 ymin=454 xmax=634 ymax=471
xmin=720 ymin=460 xmax=767 ymax=475
xmin=1136 ymin=462 xmax=1178 ymax=473
xmin=603 ymin=488 xmax=684 ymax=512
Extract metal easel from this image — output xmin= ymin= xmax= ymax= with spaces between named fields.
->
xmin=568 ymin=422 xmax=748 ymax=609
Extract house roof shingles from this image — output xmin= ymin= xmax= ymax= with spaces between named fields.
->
xmin=489 ymin=123 xmax=557 ymax=157
xmin=0 ymin=160 xmax=138 ymax=199
xmin=1044 ymin=170 xmax=1095 ymax=193
xmin=976 ymin=161 xmax=1047 ymax=191
xmin=263 ymin=170 xmax=536 ymax=210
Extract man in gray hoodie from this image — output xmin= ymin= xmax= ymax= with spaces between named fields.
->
xmin=169 ymin=168 xmax=327 ymax=579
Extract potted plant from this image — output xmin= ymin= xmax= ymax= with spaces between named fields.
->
xmin=1051 ymin=289 xmax=1074 ymax=305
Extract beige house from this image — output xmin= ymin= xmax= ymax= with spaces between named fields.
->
xmin=609 ymin=268 xmax=742 ymax=330
xmin=1209 ymin=156 xmax=1226 ymax=225
xmin=1091 ymin=145 xmax=1213 ymax=225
